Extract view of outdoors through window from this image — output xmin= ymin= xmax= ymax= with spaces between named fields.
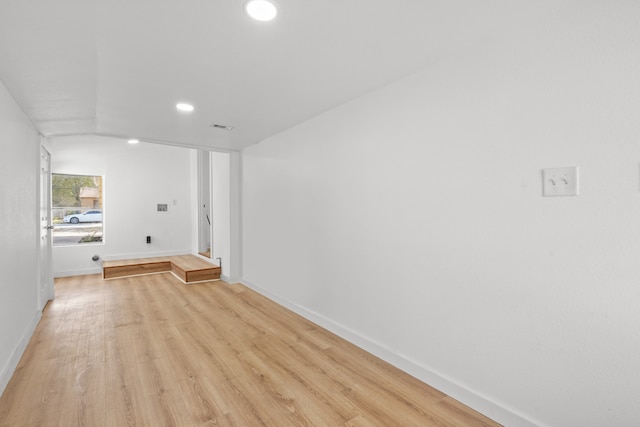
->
xmin=52 ymin=174 xmax=103 ymax=246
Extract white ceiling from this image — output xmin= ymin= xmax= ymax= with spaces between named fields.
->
xmin=0 ymin=0 xmax=575 ymax=151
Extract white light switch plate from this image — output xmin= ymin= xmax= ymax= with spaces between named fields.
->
xmin=542 ymin=166 xmax=579 ymax=197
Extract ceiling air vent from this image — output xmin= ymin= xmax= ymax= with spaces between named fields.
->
xmin=210 ymin=123 xmax=234 ymax=131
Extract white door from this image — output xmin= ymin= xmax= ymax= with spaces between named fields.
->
xmin=39 ymin=145 xmax=54 ymax=310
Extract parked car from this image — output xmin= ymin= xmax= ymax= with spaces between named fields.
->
xmin=63 ymin=210 xmax=103 ymax=224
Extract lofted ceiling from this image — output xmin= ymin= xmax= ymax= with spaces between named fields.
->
xmin=0 ymin=0 xmax=575 ymax=151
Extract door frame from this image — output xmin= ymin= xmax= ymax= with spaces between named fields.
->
xmin=197 ymin=150 xmax=213 ymax=256
xmin=38 ymin=143 xmax=54 ymax=310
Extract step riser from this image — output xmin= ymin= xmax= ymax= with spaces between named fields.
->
xmin=104 ymin=262 xmax=172 ymax=279
xmin=103 ymin=255 xmax=221 ymax=283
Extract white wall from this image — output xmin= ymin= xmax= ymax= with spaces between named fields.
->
xmin=241 ymin=2 xmax=640 ymax=426
xmin=51 ymin=136 xmax=195 ymax=276
xmin=0 ymin=81 xmax=41 ymax=396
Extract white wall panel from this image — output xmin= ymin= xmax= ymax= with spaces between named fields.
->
xmin=241 ymin=2 xmax=640 ymax=426
xmin=0 ymin=80 xmax=41 ymax=397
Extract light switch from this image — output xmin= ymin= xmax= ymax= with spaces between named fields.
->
xmin=542 ymin=166 xmax=579 ymax=197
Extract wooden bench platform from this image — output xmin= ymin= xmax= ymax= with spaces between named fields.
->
xmin=103 ymin=254 xmax=221 ymax=284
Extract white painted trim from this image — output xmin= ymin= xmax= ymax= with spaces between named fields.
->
xmin=102 ymin=270 xmax=221 ymax=285
xmin=55 ymin=249 xmax=207 ymax=277
xmin=229 ymin=152 xmax=243 ymax=281
xmin=0 ymin=310 xmax=41 ymax=398
xmin=102 ymin=249 xmax=193 ymax=261
xmin=221 ymin=274 xmax=240 ymax=284
xmin=170 ymin=271 xmax=220 ymax=285
xmin=240 ymin=278 xmax=540 ymax=427
xmin=55 ymin=267 xmax=103 ymax=278
xmin=193 ymin=252 xmax=219 ymax=265
xmin=102 ymin=270 xmax=169 ymax=281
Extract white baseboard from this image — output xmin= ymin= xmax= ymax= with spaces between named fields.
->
xmin=55 ymin=267 xmax=102 ymax=278
xmin=240 ymin=278 xmax=539 ymax=427
xmin=55 ymin=250 xmax=197 ymax=278
xmin=102 ymin=249 xmax=193 ymax=261
xmin=221 ymin=274 xmax=240 ymax=284
xmin=0 ymin=309 xmax=41 ymax=398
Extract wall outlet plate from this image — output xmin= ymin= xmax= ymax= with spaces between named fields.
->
xmin=542 ymin=166 xmax=579 ymax=197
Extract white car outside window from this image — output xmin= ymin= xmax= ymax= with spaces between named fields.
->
xmin=63 ymin=210 xmax=103 ymax=224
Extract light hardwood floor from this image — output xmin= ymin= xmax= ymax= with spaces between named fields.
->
xmin=0 ymin=273 xmax=501 ymax=426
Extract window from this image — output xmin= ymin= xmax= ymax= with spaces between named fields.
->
xmin=52 ymin=174 xmax=103 ymax=246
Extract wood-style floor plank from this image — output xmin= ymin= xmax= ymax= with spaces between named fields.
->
xmin=0 ymin=273 xmax=501 ymax=427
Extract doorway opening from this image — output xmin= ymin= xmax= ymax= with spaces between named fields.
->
xmin=197 ymin=150 xmax=212 ymax=258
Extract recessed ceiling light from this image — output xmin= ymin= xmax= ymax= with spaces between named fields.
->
xmin=245 ymin=0 xmax=277 ymax=21
xmin=128 ymin=139 xmax=139 ymax=144
xmin=176 ymin=103 xmax=194 ymax=112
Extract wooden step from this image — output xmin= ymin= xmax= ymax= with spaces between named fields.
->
xmin=103 ymin=254 xmax=220 ymax=283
